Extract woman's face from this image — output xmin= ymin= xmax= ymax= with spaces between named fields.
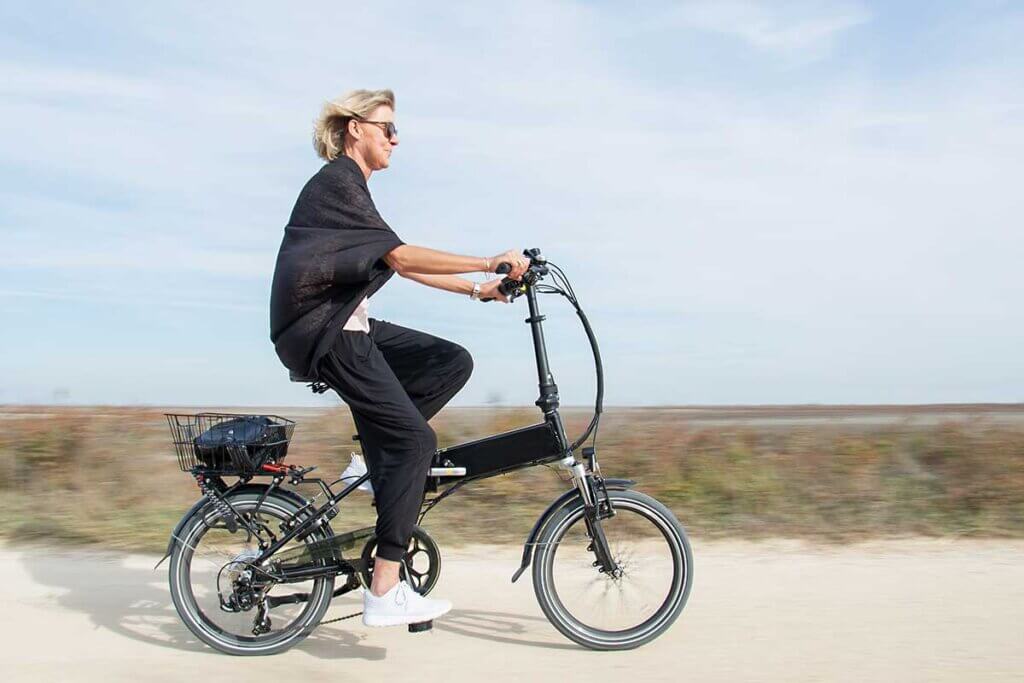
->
xmin=354 ymin=104 xmax=398 ymax=171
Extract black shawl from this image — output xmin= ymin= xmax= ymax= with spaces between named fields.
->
xmin=270 ymin=156 xmax=404 ymax=376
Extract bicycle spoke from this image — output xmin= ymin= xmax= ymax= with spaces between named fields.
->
xmin=542 ymin=495 xmax=683 ymax=636
xmin=175 ymin=497 xmax=332 ymax=647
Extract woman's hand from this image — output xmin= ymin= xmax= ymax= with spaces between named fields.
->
xmin=488 ymin=250 xmax=530 ymax=280
xmin=478 ymin=278 xmax=510 ymax=303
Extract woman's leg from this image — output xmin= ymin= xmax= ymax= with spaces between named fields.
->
xmin=368 ymin=319 xmax=474 ymax=420
xmin=317 ymin=332 xmax=439 ymax=579
xmin=317 ymin=323 xmax=473 ymax=596
xmin=361 ymin=321 xmax=474 ymax=594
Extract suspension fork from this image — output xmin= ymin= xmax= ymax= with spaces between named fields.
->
xmin=567 ymin=461 xmax=619 ymax=575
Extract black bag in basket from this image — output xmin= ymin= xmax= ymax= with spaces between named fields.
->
xmin=194 ymin=415 xmax=276 ymax=470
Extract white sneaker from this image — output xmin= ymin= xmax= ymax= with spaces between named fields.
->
xmin=362 ymin=580 xmax=452 ymax=627
xmin=341 ymin=453 xmax=373 ymax=494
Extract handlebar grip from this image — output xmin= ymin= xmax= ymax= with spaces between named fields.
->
xmin=481 ymin=262 xmax=513 ymax=302
xmin=480 ymin=277 xmax=519 ymax=302
xmin=497 ymin=278 xmax=517 ymax=296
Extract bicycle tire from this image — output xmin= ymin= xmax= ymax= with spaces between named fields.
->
xmin=531 ymin=489 xmax=693 ymax=650
xmin=168 ymin=491 xmax=335 ymax=656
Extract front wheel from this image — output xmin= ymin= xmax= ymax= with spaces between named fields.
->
xmin=531 ymin=489 xmax=693 ymax=650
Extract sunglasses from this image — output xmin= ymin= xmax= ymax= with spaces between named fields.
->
xmin=358 ymin=119 xmax=397 ymax=140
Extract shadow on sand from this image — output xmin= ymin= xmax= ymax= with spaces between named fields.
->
xmin=18 ymin=546 xmax=382 ymax=659
xmin=17 ymin=545 xmax=578 ymax=658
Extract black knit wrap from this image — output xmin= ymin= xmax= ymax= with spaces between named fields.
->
xmin=270 ymin=156 xmax=404 ymax=376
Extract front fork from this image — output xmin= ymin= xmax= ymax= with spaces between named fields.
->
xmin=565 ymin=456 xmax=620 ymax=577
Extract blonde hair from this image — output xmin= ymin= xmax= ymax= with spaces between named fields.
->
xmin=313 ymin=89 xmax=395 ymax=161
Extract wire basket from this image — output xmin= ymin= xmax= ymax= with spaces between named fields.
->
xmin=165 ymin=413 xmax=295 ymax=475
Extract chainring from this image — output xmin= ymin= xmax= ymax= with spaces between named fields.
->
xmin=358 ymin=525 xmax=440 ymax=596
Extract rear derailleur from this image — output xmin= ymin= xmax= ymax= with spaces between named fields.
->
xmin=219 ymin=574 xmax=274 ymax=635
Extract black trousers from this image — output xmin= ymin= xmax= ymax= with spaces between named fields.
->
xmin=317 ymin=319 xmax=473 ymax=561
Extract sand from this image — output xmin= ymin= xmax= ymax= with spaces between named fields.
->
xmin=1 ymin=538 xmax=1022 ymax=682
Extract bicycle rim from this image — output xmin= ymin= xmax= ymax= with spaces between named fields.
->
xmin=534 ymin=490 xmax=691 ymax=649
xmin=171 ymin=495 xmax=333 ymax=654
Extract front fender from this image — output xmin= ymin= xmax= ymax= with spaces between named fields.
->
xmin=153 ymin=483 xmax=310 ymax=569
xmin=510 ymin=477 xmax=635 ymax=583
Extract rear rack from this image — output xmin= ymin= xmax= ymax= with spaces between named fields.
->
xmin=165 ymin=413 xmax=295 ymax=475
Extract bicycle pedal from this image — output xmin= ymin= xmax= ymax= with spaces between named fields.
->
xmin=408 ymin=620 xmax=432 ymax=633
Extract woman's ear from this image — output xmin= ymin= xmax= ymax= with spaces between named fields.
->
xmin=347 ymin=118 xmax=361 ymax=140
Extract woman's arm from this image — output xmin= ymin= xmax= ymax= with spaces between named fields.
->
xmin=384 ymin=245 xmax=530 ymax=280
xmin=400 ymin=271 xmax=511 ymax=303
xmin=399 ymin=271 xmax=511 ymax=303
xmin=384 ymin=245 xmax=489 ymax=275
xmin=398 ymin=271 xmax=475 ymax=295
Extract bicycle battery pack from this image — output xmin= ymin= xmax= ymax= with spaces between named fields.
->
xmin=432 ymin=422 xmax=563 ymax=484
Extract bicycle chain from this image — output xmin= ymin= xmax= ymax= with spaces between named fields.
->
xmin=319 ymin=610 xmax=363 ymax=626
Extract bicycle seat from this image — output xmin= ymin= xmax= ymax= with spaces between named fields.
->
xmin=290 ymin=370 xmax=330 ymax=394
xmin=289 ymin=370 xmax=317 ymax=383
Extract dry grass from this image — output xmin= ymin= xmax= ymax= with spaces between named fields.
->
xmin=1 ymin=405 xmax=1022 ymax=552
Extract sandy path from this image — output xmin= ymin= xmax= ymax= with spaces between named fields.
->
xmin=1 ymin=539 xmax=1022 ymax=682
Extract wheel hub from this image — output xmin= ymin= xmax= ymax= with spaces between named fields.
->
xmin=220 ymin=548 xmax=264 ymax=612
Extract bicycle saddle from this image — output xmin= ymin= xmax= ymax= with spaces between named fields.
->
xmin=289 ymin=370 xmax=317 ymax=383
xmin=289 ymin=370 xmax=329 ymax=394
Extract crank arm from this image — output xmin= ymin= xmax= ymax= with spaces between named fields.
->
xmin=266 ymin=592 xmax=307 ymax=608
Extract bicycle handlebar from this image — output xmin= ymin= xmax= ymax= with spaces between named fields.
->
xmin=481 ymin=250 xmax=547 ymax=302
xmin=477 ymin=248 xmax=605 ymax=451
xmin=480 ymin=261 xmax=526 ymax=302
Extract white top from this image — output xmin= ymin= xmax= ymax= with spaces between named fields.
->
xmin=342 ymin=296 xmax=370 ymax=333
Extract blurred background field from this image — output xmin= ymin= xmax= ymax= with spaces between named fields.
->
xmin=1 ymin=404 xmax=1022 ymax=552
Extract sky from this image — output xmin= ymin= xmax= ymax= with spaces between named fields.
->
xmin=1 ymin=0 xmax=1022 ymax=407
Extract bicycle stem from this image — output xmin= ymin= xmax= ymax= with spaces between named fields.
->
xmin=523 ymin=280 xmax=575 ymax=462
xmin=515 ymin=249 xmax=604 ymax=459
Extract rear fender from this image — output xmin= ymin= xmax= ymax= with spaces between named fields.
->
xmin=154 ymin=483 xmax=310 ymax=569
xmin=509 ymin=478 xmax=635 ymax=583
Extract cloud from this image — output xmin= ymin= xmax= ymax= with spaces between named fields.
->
xmin=0 ymin=62 xmax=163 ymax=100
xmin=0 ymin=246 xmax=269 ymax=277
xmin=1 ymin=1 xmax=1022 ymax=405
xmin=660 ymin=0 xmax=871 ymax=54
xmin=0 ymin=287 xmax=263 ymax=312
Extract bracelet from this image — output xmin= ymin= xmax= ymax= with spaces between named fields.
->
xmin=483 ymin=257 xmax=491 ymax=273
xmin=470 ymin=282 xmax=481 ymax=300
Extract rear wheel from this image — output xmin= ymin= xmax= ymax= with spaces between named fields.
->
xmin=168 ymin=491 xmax=335 ymax=656
xmin=532 ymin=489 xmax=693 ymax=650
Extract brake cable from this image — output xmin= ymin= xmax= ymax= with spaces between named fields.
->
xmin=530 ymin=260 xmax=604 ymax=453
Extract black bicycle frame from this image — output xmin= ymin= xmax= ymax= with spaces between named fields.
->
xmin=249 ymin=282 xmax=568 ymax=567
xmin=233 ymin=257 xmax=616 ymax=578
xmin=251 ymin=472 xmax=372 ymax=569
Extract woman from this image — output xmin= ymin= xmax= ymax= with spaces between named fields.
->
xmin=270 ymin=89 xmax=529 ymax=628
